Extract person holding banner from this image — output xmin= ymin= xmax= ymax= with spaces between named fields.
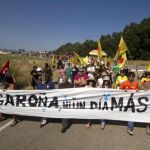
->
xmin=36 ymin=73 xmax=55 ymax=128
xmin=0 ymin=74 xmax=18 ymax=126
xmin=85 ymin=78 xmax=96 ymax=128
xmin=59 ymin=74 xmax=74 ymax=133
xmin=115 ymin=69 xmax=127 ymax=89
xmin=140 ymin=74 xmax=150 ymax=135
xmin=120 ymin=72 xmax=140 ymax=135
xmin=100 ymin=75 xmax=112 ymax=129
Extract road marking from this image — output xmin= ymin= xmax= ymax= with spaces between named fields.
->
xmin=0 ymin=120 xmax=14 ymax=132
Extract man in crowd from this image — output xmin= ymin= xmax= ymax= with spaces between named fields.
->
xmin=120 ymin=72 xmax=140 ymax=135
xmin=59 ymin=74 xmax=74 ymax=133
xmin=36 ymin=73 xmax=55 ymax=128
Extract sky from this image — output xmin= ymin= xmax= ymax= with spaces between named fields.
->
xmin=0 ymin=0 xmax=150 ymax=51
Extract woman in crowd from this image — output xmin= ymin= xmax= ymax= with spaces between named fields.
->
xmin=85 ymin=78 xmax=96 ymax=128
xmin=100 ymin=75 xmax=112 ymax=129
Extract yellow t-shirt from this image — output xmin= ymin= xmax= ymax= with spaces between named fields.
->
xmin=115 ymin=75 xmax=128 ymax=88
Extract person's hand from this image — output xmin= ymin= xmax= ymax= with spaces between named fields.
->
xmin=143 ymin=88 xmax=148 ymax=91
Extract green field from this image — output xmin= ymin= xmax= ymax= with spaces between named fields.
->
xmin=0 ymin=54 xmax=57 ymax=89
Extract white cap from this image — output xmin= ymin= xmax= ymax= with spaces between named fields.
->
xmin=103 ymin=76 xmax=110 ymax=81
xmin=37 ymin=67 xmax=42 ymax=71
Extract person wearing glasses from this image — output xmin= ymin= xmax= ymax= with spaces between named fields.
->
xmin=74 ymin=67 xmax=88 ymax=88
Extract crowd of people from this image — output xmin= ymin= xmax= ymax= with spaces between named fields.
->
xmin=0 ymin=56 xmax=150 ymax=136
xmin=29 ymin=56 xmax=150 ymax=135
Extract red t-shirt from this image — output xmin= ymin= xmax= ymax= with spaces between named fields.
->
xmin=74 ymin=73 xmax=88 ymax=87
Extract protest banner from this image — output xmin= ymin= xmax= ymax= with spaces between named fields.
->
xmin=0 ymin=88 xmax=150 ymax=123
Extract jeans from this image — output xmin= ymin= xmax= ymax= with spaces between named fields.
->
xmin=128 ymin=121 xmax=134 ymax=129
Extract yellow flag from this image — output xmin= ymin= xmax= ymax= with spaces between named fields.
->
xmin=73 ymin=51 xmax=84 ymax=65
xmin=97 ymin=39 xmax=102 ymax=60
xmin=114 ymin=35 xmax=128 ymax=60
xmin=82 ymin=56 xmax=89 ymax=65
xmin=51 ymin=54 xmax=55 ymax=65
xmin=118 ymin=52 xmax=127 ymax=68
xmin=147 ymin=64 xmax=150 ymax=71
xmin=70 ymin=52 xmax=81 ymax=65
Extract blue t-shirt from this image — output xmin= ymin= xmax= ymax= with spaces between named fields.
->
xmin=36 ymin=81 xmax=55 ymax=90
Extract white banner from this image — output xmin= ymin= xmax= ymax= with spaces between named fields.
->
xmin=0 ymin=88 xmax=150 ymax=123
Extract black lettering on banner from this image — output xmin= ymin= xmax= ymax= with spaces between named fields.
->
xmin=90 ymin=101 xmax=97 ymax=109
xmin=124 ymin=98 xmax=135 ymax=112
xmin=48 ymin=97 xmax=58 ymax=108
xmin=63 ymin=101 xmax=71 ymax=109
xmin=80 ymin=101 xmax=85 ymax=109
xmin=137 ymin=97 xmax=149 ymax=112
xmin=16 ymin=95 xmax=26 ymax=107
xmin=77 ymin=102 xmax=85 ymax=109
xmin=0 ymin=94 xmax=4 ymax=105
xmin=5 ymin=94 xmax=14 ymax=106
xmin=111 ymin=97 xmax=123 ymax=111
xmin=68 ymin=101 xmax=71 ymax=109
xmin=28 ymin=94 xmax=38 ymax=107
xmin=72 ymin=102 xmax=75 ymax=108
xmin=38 ymin=95 xmax=47 ymax=107
xmin=99 ymin=101 xmax=101 ymax=110
xmin=102 ymin=101 xmax=108 ymax=110
xmin=63 ymin=101 xmax=68 ymax=108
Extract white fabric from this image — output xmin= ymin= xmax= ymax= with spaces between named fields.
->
xmin=0 ymin=88 xmax=150 ymax=123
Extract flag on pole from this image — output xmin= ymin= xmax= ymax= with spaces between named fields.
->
xmin=0 ymin=60 xmax=9 ymax=77
xmin=82 ymin=56 xmax=89 ymax=65
xmin=118 ymin=52 xmax=127 ymax=69
xmin=73 ymin=51 xmax=84 ymax=65
xmin=147 ymin=64 xmax=150 ymax=71
xmin=114 ymin=35 xmax=128 ymax=60
xmin=51 ymin=54 xmax=56 ymax=68
xmin=97 ymin=39 xmax=102 ymax=61
xmin=51 ymin=54 xmax=55 ymax=65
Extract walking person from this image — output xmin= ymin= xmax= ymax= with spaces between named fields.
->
xmin=36 ymin=73 xmax=55 ymax=128
xmin=120 ymin=72 xmax=140 ymax=135
xmin=0 ymin=74 xmax=18 ymax=126
xmin=100 ymin=75 xmax=112 ymax=129
xmin=58 ymin=74 xmax=74 ymax=133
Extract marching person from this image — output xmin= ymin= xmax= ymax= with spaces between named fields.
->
xmin=58 ymin=74 xmax=74 ymax=133
xmin=0 ymin=73 xmax=18 ymax=126
xmin=36 ymin=73 xmax=55 ymax=128
xmin=43 ymin=63 xmax=53 ymax=81
xmin=85 ymin=78 xmax=96 ymax=128
xmin=115 ymin=69 xmax=128 ymax=89
xmin=100 ymin=75 xmax=112 ymax=129
xmin=140 ymin=72 xmax=150 ymax=135
xmin=30 ymin=65 xmax=38 ymax=89
xmin=120 ymin=72 xmax=140 ymax=135
xmin=74 ymin=67 xmax=88 ymax=87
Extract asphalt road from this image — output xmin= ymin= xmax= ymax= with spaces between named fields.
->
xmin=0 ymin=116 xmax=150 ymax=150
